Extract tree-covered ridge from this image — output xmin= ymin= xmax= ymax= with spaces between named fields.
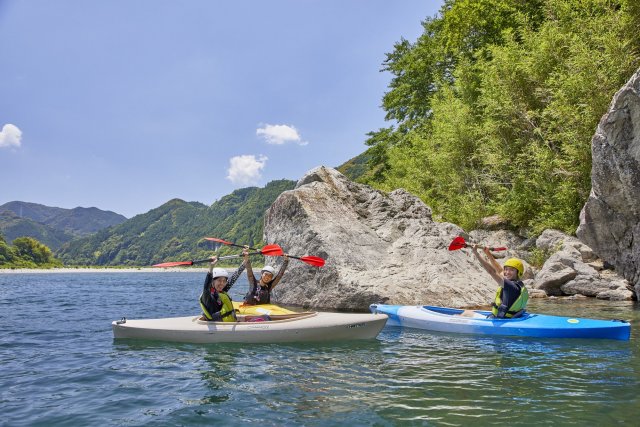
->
xmin=0 ymin=233 xmax=62 ymax=268
xmin=0 ymin=210 xmax=76 ymax=251
xmin=56 ymin=179 xmax=296 ymax=266
xmin=0 ymin=201 xmax=127 ymax=250
xmin=363 ymin=0 xmax=640 ymax=234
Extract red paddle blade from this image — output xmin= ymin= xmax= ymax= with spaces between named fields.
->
xmin=490 ymin=246 xmax=508 ymax=251
xmin=448 ymin=236 xmax=467 ymax=251
xmin=299 ymin=256 xmax=325 ymax=267
xmin=261 ymin=244 xmax=284 ymax=256
xmin=153 ymin=261 xmax=194 ymax=268
xmin=205 ymin=237 xmax=233 ymax=245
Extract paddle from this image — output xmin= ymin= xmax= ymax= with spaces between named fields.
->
xmin=203 ymin=238 xmax=284 ymax=256
xmin=152 ymin=245 xmax=284 ymax=268
xmin=206 ymin=237 xmax=324 ymax=266
xmin=204 ymin=237 xmax=273 ymax=252
xmin=448 ymin=236 xmax=507 ymax=252
xmin=285 ymin=254 xmax=326 ymax=267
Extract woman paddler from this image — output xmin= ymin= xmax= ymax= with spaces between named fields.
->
xmin=243 ymin=249 xmax=289 ymax=306
xmin=199 ymin=248 xmax=248 ymax=322
xmin=472 ymin=244 xmax=529 ymax=318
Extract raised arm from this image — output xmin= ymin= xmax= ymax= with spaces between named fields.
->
xmin=472 ymin=245 xmax=503 ymax=285
xmin=244 ymin=246 xmax=257 ymax=287
xmin=224 ymin=248 xmax=247 ymax=292
xmin=202 ymin=256 xmax=218 ymax=293
xmin=269 ymin=255 xmax=289 ymax=290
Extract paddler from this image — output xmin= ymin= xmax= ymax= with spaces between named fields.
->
xmin=199 ymin=248 xmax=248 ymax=322
xmin=472 ymin=244 xmax=529 ymax=318
xmin=243 ymin=246 xmax=289 ymax=306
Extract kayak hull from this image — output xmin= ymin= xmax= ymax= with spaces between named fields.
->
xmin=112 ymin=311 xmax=387 ymax=343
xmin=369 ymin=304 xmax=630 ymax=341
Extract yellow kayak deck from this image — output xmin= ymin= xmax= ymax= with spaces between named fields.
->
xmin=232 ymin=302 xmax=297 ymax=316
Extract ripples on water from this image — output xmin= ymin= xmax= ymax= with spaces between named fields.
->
xmin=1 ymin=272 xmax=638 ymax=426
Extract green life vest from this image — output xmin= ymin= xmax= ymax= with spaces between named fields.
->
xmin=491 ymin=283 xmax=529 ymax=318
xmin=200 ymin=291 xmax=237 ymax=322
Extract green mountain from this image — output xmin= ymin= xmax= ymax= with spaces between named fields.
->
xmin=337 ymin=150 xmax=373 ymax=183
xmin=0 ymin=201 xmax=127 ymax=242
xmin=56 ymin=179 xmax=296 ymax=266
xmin=0 ymin=210 xmax=75 ymax=251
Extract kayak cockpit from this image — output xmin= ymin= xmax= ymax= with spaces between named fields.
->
xmin=422 ymin=305 xmax=532 ymax=321
xmin=194 ymin=311 xmax=318 ymax=324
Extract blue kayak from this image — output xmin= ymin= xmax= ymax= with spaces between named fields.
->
xmin=369 ymin=304 xmax=631 ymax=341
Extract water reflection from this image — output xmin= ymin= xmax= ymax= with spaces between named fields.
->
xmin=374 ymin=324 xmax=636 ymax=424
xmin=191 ymin=341 xmax=390 ymax=423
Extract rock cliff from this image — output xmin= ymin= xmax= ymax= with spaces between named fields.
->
xmin=577 ymin=68 xmax=640 ymax=297
xmin=264 ymin=167 xmax=503 ymax=311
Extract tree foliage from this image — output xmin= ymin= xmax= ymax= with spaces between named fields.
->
xmin=363 ymin=0 xmax=640 ymax=234
xmin=0 ymin=233 xmax=62 ymax=268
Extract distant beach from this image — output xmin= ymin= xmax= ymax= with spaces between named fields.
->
xmin=0 ymin=267 xmax=209 ymax=274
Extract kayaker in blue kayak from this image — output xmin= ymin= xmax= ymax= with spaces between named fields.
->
xmin=199 ymin=249 xmax=247 ymax=322
xmin=472 ymin=245 xmax=529 ymax=318
xmin=243 ymin=249 xmax=289 ymax=305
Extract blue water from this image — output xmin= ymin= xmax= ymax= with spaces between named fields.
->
xmin=1 ymin=272 xmax=639 ymax=426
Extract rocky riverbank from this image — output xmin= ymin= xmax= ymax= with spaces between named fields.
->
xmin=262 ymin=166 xmax=636 ymax=311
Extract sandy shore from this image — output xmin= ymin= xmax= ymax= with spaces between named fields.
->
xmin=0 ymin=267 xmax=210 ymax=274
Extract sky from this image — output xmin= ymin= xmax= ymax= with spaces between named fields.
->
xmin=0 ymin=0 xmax=443 ymax=218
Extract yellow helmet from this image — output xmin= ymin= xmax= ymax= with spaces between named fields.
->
xmin=503 ymin=258 xmax=524 ymax=277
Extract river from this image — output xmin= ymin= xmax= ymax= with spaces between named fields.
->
xmin=1 ymin=272 xmax=638 ymax=426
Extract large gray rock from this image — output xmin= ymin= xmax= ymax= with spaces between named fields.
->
xmin=264 ymin=166 xmax=500 ymax=311
xmin=577 ymin=68 xmax=640 ymax=297
xmin=532 ymin=230 xmax=634 ymax=300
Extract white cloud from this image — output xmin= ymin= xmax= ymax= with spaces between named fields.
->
xmin=0 ymin=124 xmax=22 ymax=149
xmin=256 ymin=124 xmax=308 ymax=145
xmin=226 ymin=154 xmax=268 ymax=185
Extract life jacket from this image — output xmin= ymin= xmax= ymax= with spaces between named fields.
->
xmin=200 ymin=291 xmax=237 ymax=322
xmin=245 ymin=282 xmax=272 ymax=305
xmin=491 ymin=281 xmax=528 ymax=318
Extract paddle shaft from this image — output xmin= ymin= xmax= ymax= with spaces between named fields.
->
xmin=467 ymin=244 xmax=507 ymax=251
xmin=205 ymin=237 xmax=324 ymax=266
xmin=191 ymin=251 xmax=264 ymax=264
xmin=449 ymin=236 xmax=506 ymax=252
xmin=205 ymin=237 xmax=260 ymax=251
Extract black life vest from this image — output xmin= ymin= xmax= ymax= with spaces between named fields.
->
xmin=491 ymin=280 xmax=528 ymax=318
xmin=245 ymin=282 xmax=272 ymax=305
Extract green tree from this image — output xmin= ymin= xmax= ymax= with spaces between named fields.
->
xmin=365 ymin=0 xmax=640 ymax=234
xmin=13 ymin=237 xmax=57 ymax=264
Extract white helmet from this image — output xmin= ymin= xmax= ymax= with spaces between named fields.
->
xmin=261 ymin=266 xmax=276 ymax=275
xmin=211 ymin=268 xmax=229 ymax=279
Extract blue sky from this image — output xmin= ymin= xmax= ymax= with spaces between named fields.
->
xmin=0 ymin=1 xmax=442 ymax=218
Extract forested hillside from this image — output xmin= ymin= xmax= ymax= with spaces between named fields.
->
xmin=0 ymin=210 xmax=76 ymax=250
xmin=0 ymin=201 xmax=127 ymax=249
xmin=359 ymin=0 xmax=640 ymax=234
xmin=56 ymin=179 xmax=296 ymax=266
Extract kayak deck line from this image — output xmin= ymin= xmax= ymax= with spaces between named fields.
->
xmin=370 ymin=304 xmax=631 ymax=341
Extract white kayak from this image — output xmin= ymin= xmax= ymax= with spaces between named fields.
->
xmin=112 ymin=311 xmax=388 ymax=343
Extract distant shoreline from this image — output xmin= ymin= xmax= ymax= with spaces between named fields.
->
xmin=0 ymin=267 xmax=210 ymax=274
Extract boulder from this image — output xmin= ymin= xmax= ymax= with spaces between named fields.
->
xmin=532 ymin=230 xmax=634 ymax=300
xmin=536 ymin=229 xmax=597 ymax=262
xmin=264 ymin=166 xmax=500 ymax=311
xmin=576 ymin=68 xmax=640 ymax=298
